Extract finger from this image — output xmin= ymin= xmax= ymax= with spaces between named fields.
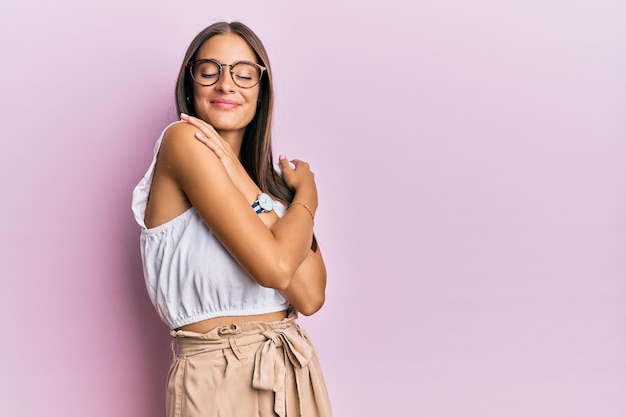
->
xmin=183 ymin=115 xmax=221 ymax=139
xmin=194 ymin=131 xmax=210 ymax=146
xmin=290 ymin=159 xmax=309 ymax=170
xmin=187 ymin=115 xmax=210 ymax=130
xmin=187 ymin=118 xmax=231 ymax=153
xmin=195 ymin=131 xmax=224 ymax=157
xmin=279 ymin=155 xmax=293 ymax=171
xmin=180 ymin=113 xmax=209 ymax=133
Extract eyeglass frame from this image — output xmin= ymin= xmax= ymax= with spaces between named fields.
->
xmin=187 ymin=59 xmax=267 ymax=89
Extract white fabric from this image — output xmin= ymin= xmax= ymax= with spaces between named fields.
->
xmin=131 ymin=122 xmax=289 ymax=329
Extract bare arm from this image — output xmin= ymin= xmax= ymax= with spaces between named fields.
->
xmin=279 ymin=245 xmax=327 ymax=315
xmin=185 ymin=115 xmax=327 ymax=314
xmin=159 ymin=122 xmax=316 ymax=290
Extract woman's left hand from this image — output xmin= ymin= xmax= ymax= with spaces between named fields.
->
xmin=180 ymin=113 xmax=250 ymax=192
xmin=180 ymin=113 xmax=281 ymax=229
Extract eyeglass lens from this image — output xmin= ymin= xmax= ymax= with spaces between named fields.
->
xmin=191 ymin=61 xmax=261 ymax=88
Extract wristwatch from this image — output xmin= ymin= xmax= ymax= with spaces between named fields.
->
xmin=251 ymin=192 xmax=274 ymax=214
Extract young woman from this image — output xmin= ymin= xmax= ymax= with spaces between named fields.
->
xmin=131 ymin=21 xmax=332 ymax=417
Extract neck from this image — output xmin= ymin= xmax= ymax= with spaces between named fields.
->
xmin=218 ymin=129 xmax=244 ymax=158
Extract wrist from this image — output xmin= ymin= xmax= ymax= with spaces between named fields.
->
xmin=290 ymin=202 xmax=315 ymax=225
xmin=293 ymin=187 xmax=317 ymax=207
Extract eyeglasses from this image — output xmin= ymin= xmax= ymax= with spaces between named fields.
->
xmin=187 ymin=59 xmax=266 ymax=89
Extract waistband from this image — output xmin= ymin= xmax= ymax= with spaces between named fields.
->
xmin=171 ymin=308 xmax=294 ymax=341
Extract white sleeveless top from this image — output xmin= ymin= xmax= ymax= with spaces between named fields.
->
xmin=131 ymin=122 xmax=289 ymax=329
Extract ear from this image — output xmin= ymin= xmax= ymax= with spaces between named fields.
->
xmin=185 ymin=90 xmax=196 ymax=115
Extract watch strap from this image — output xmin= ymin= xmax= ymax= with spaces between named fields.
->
xmin=251 ymin=200 xmax=264 ymax=214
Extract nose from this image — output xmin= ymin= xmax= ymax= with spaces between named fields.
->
xmin=215 ymin=64 xmax=236 ymax=93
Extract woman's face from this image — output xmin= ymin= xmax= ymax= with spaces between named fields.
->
xmin=192 ymin=33 xmax=260 ymax=139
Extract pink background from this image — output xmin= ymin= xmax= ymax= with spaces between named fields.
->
xmin=1 ymin=1 xmax=625 ymax=416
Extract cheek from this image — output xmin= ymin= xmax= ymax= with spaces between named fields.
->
xmin=250 ymin=88 xmax=261 ymax=107
xmin=244 ymin=92 xmax=260 ymax=120
xmin=248 ymin=100 xmax=259 ymax=116
xmin=245 ymin=103 xmax=260 ymax=127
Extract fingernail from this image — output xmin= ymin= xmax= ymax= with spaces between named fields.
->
xmin=279 ymin=154 xmax=286 ymax=160
xmin=180 ymin=113 xmax=188 ymax=119
xmin=195 ymin=132 xmax=204 ymax=139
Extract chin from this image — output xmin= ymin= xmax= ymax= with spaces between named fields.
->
xmin=210 ymin=121 xmax=246 ymax=132
xmin=210 ymin=117 xmax=254 ymax=132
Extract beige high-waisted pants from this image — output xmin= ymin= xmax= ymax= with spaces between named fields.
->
xmin=166 ymin=312 xmax=332 ymax=417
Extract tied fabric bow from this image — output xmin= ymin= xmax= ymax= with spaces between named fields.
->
xmin=252 ymin=325 xmax=313 ymax=417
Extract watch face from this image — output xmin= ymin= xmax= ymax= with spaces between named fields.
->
xmin=258 ymin=193 xmax=274 ymax=211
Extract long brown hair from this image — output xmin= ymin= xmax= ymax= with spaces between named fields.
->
xmin=176 ymin=22 xmax=293 ymax=204
xmin=175 ymin=22 xmax=317 ymax=250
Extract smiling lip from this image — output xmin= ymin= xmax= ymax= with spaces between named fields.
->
xmin=211 ymin=99 xmax=240 ymax=110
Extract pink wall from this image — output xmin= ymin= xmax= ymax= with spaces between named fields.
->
xmin=1 ymin=1 xmax=624 ymax=416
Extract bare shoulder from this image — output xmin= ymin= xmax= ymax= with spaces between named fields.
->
xmin=158 ymin=121 xmax=217 ymax=167
xmin=145 ymin=121 xmax=222 ymax=227
xmin=161 ymin=121 xmax=199 ymax=149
